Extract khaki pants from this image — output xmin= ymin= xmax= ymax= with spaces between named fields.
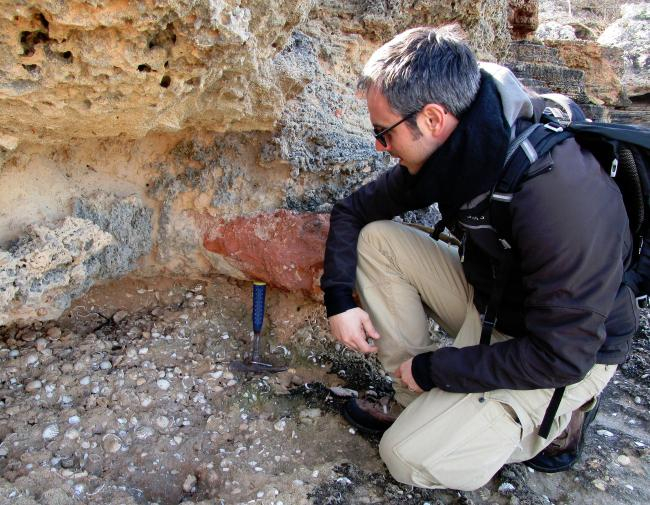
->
xmin=356 ymin=221 xmax=616 ymax=491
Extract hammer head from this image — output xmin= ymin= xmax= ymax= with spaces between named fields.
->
xmin=229 ymin=359 xmax=287 ymax=374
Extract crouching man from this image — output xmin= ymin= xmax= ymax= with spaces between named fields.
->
xmin=320 ymin=25 xmax=638 ymax=490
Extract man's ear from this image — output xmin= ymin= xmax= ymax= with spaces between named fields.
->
xmin=420 ymin=103 xmax=448 ymax=136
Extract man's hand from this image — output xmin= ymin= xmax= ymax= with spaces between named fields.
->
xmin=394 ymin=358 xmax=423 ymax=393
xmin=328 ymin=307 xmax=381 ymax=353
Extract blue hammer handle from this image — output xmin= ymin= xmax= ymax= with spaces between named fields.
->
xmin=252 ymin=282 xmax=266 ymax=334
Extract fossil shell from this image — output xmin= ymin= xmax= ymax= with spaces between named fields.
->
xmin=42 ymin=423 xmax=60 ymax=440
xmin=102 ymin=433 xmax=122 ymax=453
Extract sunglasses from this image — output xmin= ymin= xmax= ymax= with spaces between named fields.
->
xmin=373 ymin=110 xmax=418 ymax=148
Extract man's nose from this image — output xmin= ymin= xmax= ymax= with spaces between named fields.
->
xmin=375 ymin=138 xmax=390 ymax=152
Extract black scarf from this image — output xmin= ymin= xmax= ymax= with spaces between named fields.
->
xmin=407 ymin=71 xmax=511 ymax=222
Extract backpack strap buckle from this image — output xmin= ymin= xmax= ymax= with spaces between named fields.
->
xmin=544 ymin=123 xmax=564 ymax=133
xmin=636 ymin=294 xmax=648 ymax=309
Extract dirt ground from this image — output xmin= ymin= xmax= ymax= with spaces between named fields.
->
xmin=0 ymin=276 xmax=648 ymax=504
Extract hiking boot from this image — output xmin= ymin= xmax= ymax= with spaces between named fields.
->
xmin=342 ymin=396 xmax=404 ymax=436
xmin=525 ymin=396 xmax=601 ymax=473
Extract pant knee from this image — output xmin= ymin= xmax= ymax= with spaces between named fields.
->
xmin=357 ymin=220 xmax=396 ymax=254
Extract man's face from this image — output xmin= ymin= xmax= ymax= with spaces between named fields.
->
xmin=366 ymin=87 xmax=438 ymax=174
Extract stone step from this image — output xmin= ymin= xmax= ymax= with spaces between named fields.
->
xmin=508 ymin=40 xmax=563 ymax=66
xmin=506 ymin=61 xmax=588 ymax=103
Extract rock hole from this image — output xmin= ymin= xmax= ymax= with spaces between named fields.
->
xmin=148 ymin=23 xmax=176 ymax=50
xmin=37 ymin=12 xmax=49 ymax=29
xmin=160 ymin=75 xmax=171 ymax=88
xmin=185 ymin=77 xmax=200 ymax=86
xmin=138 ymin=64 xmax=152 ymax=72
xmin=630 ymin=93 xmax=650 ymax=106
xmin=56 ymin=50 xmax=73 ymax=63
xmin=20 ymin=30 xmax=49 ymax=57
xmin=164 ymin=60 xmax=169 ymax=68
xmin=22 ymin=63 xmax=40 ymax=73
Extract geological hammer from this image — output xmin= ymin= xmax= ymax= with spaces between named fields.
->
xmin=230 ymin=282 xmax=287 ymax=374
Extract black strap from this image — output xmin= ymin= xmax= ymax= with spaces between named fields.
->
xmin=539 ymin=386 xmax=566 ymax=438
xmin=431 ymin=219 xmax=447 ymax=241
xmin=480 ymin=251 xmax=513 ymax=346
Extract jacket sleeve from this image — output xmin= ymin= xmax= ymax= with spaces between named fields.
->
xmin=321 ymin=164 xmax=432 ymax=317
xmin=412 ymin=139 xmax=632 ymax=392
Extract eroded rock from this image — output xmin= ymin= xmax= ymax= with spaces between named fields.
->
xmin=0 ymin=217 xmax=114 ymax=325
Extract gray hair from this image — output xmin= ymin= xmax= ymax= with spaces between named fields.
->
xmin=358 ymin=25 xmax=481 ymax=120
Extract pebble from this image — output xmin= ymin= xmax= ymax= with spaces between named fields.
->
xmin=223 ymin=371 xmax=235 ymax=380
xmin=36 ymin=338 xmax=48 ymax=351
xmin=9 ymin=350 xmax=19 ymax=358
xmin=498 ymin=482 xmax=515 ymax=495
xmin=26 ymin=353 xmax=39 ymax=365
xmin=99 ymin=361 xmax=112 ymax=370
xmin=156 ymin=416 xmax=170 ymax=430
xmin=157 ymin=379 xmax=170 ymax=390
xmin=328 ymin=386 xmax=358 ymax=398
xmin=135 ymin=426 xmax=155 ymax=439
xmin=65 ymin=429 xmax=80 ymax=440
xmin=102 ymin=434 xmax=122 ymax=453
xmin=141 ymin=396 xmax=153 ymax=407
xmin=633 ymin=396 xmax=642 ymax=404
xmin=113 ymin=310 xmax=129 ymax=323
xmin=183 ymin=474 xmax=197 ymax=493
xmin=206 ymin=416 xmax=220 ymax=431
xmin=617 ymin=455 xmax=631 ymax=466
xmin=68 ymin=415 xmax=81 ymax=425
xmin=60 ymin=456 xmax=76 ymax=469
xmin=274 ymin=419 xmax=286 ymax=432
xmin=299 ymin=408 xmax=321 ymax=419
xmin=25 ymin=380 xmax=42 ymax=392
xmin=596 ymin=429 xmax=614 ymax=437
xmin=80 ymin=376 xmax=91 ymax=385
xmin=592 ymin=479 xmax=607 ymax=491
xmin=47 ymin=327 xmax=62 ymax=338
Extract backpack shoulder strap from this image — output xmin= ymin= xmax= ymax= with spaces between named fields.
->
xmin=491 ymin=123 xmax=573 ymax=244
xmin=479 ymin=121 xmax=573 ymax=347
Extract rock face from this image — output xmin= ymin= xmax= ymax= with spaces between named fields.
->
xmin=598 ymin=3 xmax=650 ymax=98
xmin=0 ymin=0 xmax=313 ymax=145
xmin=543 ymin=40 xmax=627 ymax=106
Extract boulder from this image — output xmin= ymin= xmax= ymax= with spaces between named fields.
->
xmin=200 ymin=210 xmax=329 ymax=296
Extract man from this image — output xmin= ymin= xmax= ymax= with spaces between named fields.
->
xmin=320 ymin=26 xmax=638 ymax=491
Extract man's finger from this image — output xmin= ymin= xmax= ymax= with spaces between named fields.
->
xmin=354 ymin=335 xmax=378 ymax=353
xmin=360 ymin=313 xmax=381 ymax=340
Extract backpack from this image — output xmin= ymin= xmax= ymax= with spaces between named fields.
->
xmin=484 ymin=94 xmax=650 ymax=437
